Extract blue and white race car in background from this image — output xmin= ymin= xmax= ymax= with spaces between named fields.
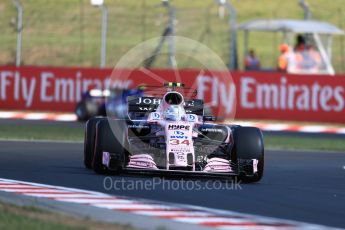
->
xmin=75 ymin=87 xmax=145 ymax=121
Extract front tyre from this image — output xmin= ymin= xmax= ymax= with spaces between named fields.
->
xmin=233 ymin=126 xmax=264 ymax=182
xmin=84 ymin=117 xmax=106 ymax=169
xmin=92 ymin=119 xmax=127 ymax=174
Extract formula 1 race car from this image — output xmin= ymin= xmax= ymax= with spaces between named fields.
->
xmin=83 ymin=82 xmax=264 ymax=182
xmin=75 ymin=87 xmax=145 ymax=121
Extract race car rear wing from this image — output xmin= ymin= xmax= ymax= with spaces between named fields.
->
xmin=127 ymin=96 xmax=204 ymax=119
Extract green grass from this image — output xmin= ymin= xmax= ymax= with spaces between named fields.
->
xmin=0 ymin=123 xmax=344 ymax=152
xmin=264 ymin=134 xmax=345 ymax=152
xmin=0 ymin=203 xmax=84 ymax=230
xmin=0 ymin=212 xmax=82 ymax=230
xmin=0 ymin=124 xmax=82 ymax=141
xmin=0 ymin=201 xmax=136 ymax=230
xmin=0 ymin=0 xmax=344 ymax=72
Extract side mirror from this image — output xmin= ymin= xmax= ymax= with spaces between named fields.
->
xmin=203 ymin=116 xmax=217 ymax=122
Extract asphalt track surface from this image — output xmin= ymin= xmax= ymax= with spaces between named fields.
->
xmin=0 ymin=138 xmax=345 ymax=228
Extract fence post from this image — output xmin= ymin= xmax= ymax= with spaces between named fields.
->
xmin=298 ymin=0 xmax=312 ymax=20
xmin=91 ymin=0 xmax=108 ymax=68
xmin=100 ymin=4 xmax=108 ymax=68
xmin=339 ymin=9 xmax=345 ymax=72
xmin=163 ymin=0 xmax=176 ymax=68
xmin=12 ymin=0 xmax=23 ymax=67
xmin=218 ymin=0 xmax=238 ymax=70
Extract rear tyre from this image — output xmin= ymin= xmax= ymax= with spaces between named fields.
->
xmin=84 ymin=117 xmax=106 ymax=169
xmin=92 ymin=119 xmax=127 ymax=174
xmin=233 ymin=126 xmax=264 ymax=182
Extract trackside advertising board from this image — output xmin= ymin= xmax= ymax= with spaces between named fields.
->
xmin=0 ymin=66 xmax=344 ymax=123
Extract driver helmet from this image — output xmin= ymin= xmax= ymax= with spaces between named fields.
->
xmin=163 ymin=105 xmax=185 ymax=121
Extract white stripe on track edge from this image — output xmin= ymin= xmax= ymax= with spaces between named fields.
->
xmin=173 ymin=217 xmax=251 ymax=224
xmin=133 ymin=210 xmax=212 ymax=217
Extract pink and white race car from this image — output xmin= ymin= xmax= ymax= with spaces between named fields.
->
xmin=84 ymin=82 xmax=264 ymax=182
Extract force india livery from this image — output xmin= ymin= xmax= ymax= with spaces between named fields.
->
xmin=84 ymin=82 xmax=264 ymax=182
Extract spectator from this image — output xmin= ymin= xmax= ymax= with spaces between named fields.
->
xmin=291 ymin=35 xmax=322 ymax=73
xmin=277 ymin=43 xmax=290 ymax=72
xmin=307 ymin=45 xmax=322 ymax=72
xmin=294 ymin=34 xmax=306 ymax=52
xmin=244 ymin=49 xmax=260 ymax=71
xmin=290 ymin=34 xmax=310 ymax=73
